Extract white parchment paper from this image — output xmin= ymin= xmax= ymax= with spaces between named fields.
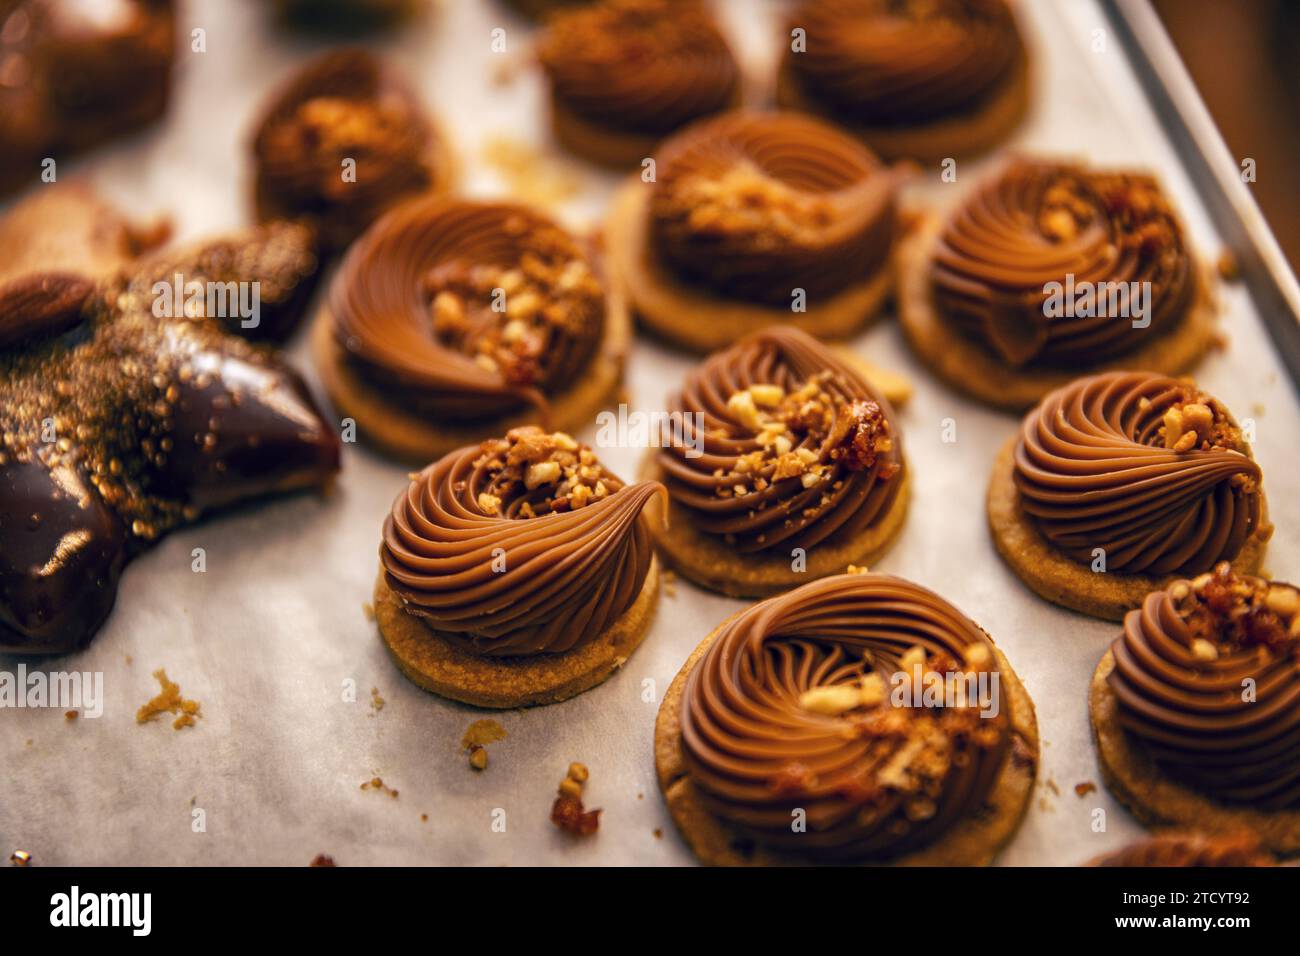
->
xmin=1 ymin=0 xmax=1297 ymax=866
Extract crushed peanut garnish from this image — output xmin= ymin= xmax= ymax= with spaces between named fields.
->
xmin=551 ymin=761 xmax=600 ymax=836
xmin=471 ymin=427 xmax=621 ymax=517
xmin=1172 ymin=563 xmax=1300 ymax=657
xmin=422 ymin=216 xmax=602 ymax=390
xmin=136 ymin=669 xmax=201 ymax=730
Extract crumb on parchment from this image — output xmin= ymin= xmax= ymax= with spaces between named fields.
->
xmin=136 ymin=669 xmax=201 ymax=730
xmin=462 ymin=718 xmax=507 ymax=771
xmin=551 ymin=762 xmax=600 ymax=836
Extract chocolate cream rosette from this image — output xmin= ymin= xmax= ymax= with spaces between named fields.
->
xmin=250 ymin=48 xmax=453 ymax=253
xmin=606 ymin=110 xmax=901 ymax=352
xmin=373 ymin=427 xmax=662 ymax=708
xmin=537 ymin=0 xmax=740 ymax=167
xmin=655 ymin=571 xmax=1039 ymax=865
xmin=640 ymin=326 xmax=908 ymax=597
xmin=988 ymin=370 xmax=1270 ymax=620
xmin=898 ymin=158 xmax=1217 ymax=409
xmin=776 ymin=0 xmax=1029 ymax=161
xmin=313 ymin=197 xmax=628 ymax=462
xmin=1090 ymin=564 xmax=1300 ymax=855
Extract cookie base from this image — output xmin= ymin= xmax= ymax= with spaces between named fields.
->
xmin=549 ymin=91 xmax=740 ymax=169
xmin=1089 ymin=650 xmax=1300 ymax=856
xmin=605 ymin=178 xmax=893 ymax=354
xmin=638 ymin=454 xmax=910 ymax=598
xmin=987 ymin=435 xmax=1270 ymax=620
xmin=655 ymin=629 xmax=1039 ymax=865
xmin=774 ymin=52 xmax=1030 ymax=163
xmin=373 ymin=558 xmax=659 ymax=709
xmin=896 ymin=215 xmax=1218 ymax=411
xmin=312 ymin=278 xmax=630 ymax=464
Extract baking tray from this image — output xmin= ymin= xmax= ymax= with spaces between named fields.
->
xmin=2 ymin=0 xmax=1297 ymax=866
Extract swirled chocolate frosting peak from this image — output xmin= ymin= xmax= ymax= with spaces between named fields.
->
xmin=658 ymin=326 xmax=903 ymax=554
xmin=1015 ymin=371 xmax=1264 ymax=576
xmin=538 ymin=0 xmax=739 ymax=136
xmin=331 ymin=199 xmax=606 ymax=421
xmin=1109 ymin=564 xmax=1300 ymax=808
xmin=932 ymin=158 xmax=1196 ymax=367
xmin=381 ymin=427 xmax=662 ymax=658
xmin=679 ymin=572 xmax=1016 ymax=861
xmin=252 ymin=48 xmax=446 ymax=251
xmin=651 ymin=111 xmax=898 ymax=305
xmin=783 ymin=0 xmax=1025 ymax=126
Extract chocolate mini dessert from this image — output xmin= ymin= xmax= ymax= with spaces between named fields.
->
xmin=250 ymin=48 xmax=454 ymax=253
xmin=988 ymin=371 xmax=1271 ymax=620
xmin=606 ymin=111 xmax=901 ymax=352
xmin=1090 ymin=566 xmax=1300 ymax=855
xmin=898 ymin=158 xmax=1217 ymax=409
xmin=373 ymin=427 xmax=662 ymax=708
xmin=314 ymin=197 xmax=628 ymax=462
xmin=0 ymin=188 xmax=340 ymax=655
xmin=1087 ymin=832 xmax=1275 ymax=867
xmin=655 ymin=571 xmax=1039 ymax=865
xmin=775 ymin=0 xmax=1029 ymax=162
xmin=537 ymin=0 xmax=741 ymax=167
xmin=639 ymin=326 xmax=908 ymax=597
xmin=0 ymin=0 xmax=175 ymax=198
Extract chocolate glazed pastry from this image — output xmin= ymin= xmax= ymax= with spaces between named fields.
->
xmin=537 ymin=0 xmax=741 ymax=168
xmin=605 ymin=111 xmax=900 ymax=353
xmin=1090 ymin=566 xmax=1300 ymax=855
xmin=313 ymin=197 xmax=629 ymax=462
xmin=250 ymin=48 xmax=454 ymax=254
xmin=0 ymin=0 xmax=175 ymax=198
xmin=0 ymin=194 xmax=340 ymax=656
xmin=639 ymin=326 xmax=909 ymax=597
xmin=372 ymin=427 xmax=662 ymax=708
xmin=988 ymin=371 xmax=1271 ymax=620
xmin=655 ymin=572 xmax=1039 ymax=865
xmin=898 ymin=158 xmax=1217 ymax=409
xmin=775 ymin=0 xmax=1029 ymax=162
xmin=1087 ymin=832 xmax=1275 ymax=867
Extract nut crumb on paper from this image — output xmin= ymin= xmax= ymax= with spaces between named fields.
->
xmin=462 ymin=718 xmax=507 ymax=770
xmin=309 ymin=854 xmax=336 ymax=867
xmin=551 ymin=762 xmax=600 ymax=836
xmin=361 ymin=776 xmax=399 ymax=799
xmin=136 ymin=669 xmax=201 ymax=730
xmin=369 ymin=686 xmax=385 ymax=715
xmin=482 ymin=135 xmax=580 ymax=207
xmin=1074 ymin=781 xmax=1097 ymax=797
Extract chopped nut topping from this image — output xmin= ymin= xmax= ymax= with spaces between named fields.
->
xmin=1175 ymin=563 xmax=1300 ymax=657
xmin=470 ymin=427 xmax=624 ymax=516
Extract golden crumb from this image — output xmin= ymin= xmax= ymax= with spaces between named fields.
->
xmin=136 ymin=669 xmax=201 ymax=731
xmin=1074 ymin=781 xmax=1097 ymax=797
xmin=482 ymin=136 xmax=581 ymax=207
xmin=369 ymin=686 xmax=385 ymax=714
xmin=64 ymin=710 xmax=78 ymax=721
xmin=1216 ymin=249 xmax=1239 ymax=281
xmin=362 ymin=602 xmax=376 ymax=621
xmin=360 ymin=776 xmax=399 ymax=799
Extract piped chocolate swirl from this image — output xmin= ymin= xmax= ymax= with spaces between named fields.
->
xmin=651 ymin=112 xmax=897 ymax=305
xmin=1014 ymin=371 xmax=1263 ymax=576
xmin=538 ymin=0 xmax=739 ymax=137
xmin=251 ymin=48 xmax=446 ymax=251
xmin=932 ymin=159 xmax=1196 ymax=367
xmin=679 ymin=572 xmax=1015 ymax=862
xmin=329 ymin=198 xmax=606 ymax=421
xmin=781 ymin=0 xmax=1025 ymax=126
xmin=657 ymin=326 xmax=903 ymax=554
xmin=381 ymin=428 xmax=661 ymax=657
xmin=1108 ymin=565 xmax=1300 ymax=809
